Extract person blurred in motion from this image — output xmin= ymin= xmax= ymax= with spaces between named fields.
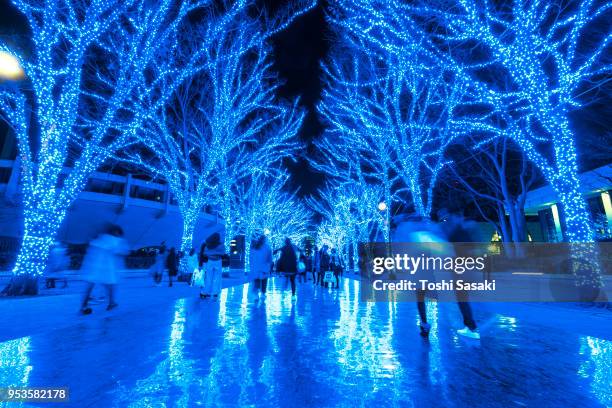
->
xmin=190 ymin=242 xmax=207 ymax=289
xmin=80 ymin=224 xmax=128 ymax=314
xmin=200 ymin=233 xmax=225 ymax=300
xmin=330 ymin=248 xmax=343 ymax=289
xmin=277 ymin=237 xmax=298 ymax=301
xmin=166 ymin=247 xmax=178 ymax=287
xmin=316 ymin=244 xmax=331 ymax=286
xmin=47 ymin=241 xmax=70 ymax=288
xmin=185 ymin=247 xmax=199 ymax=282
xmin=249 ymin=234 xmax=272 ymax=302
xmin=310 ymin=246 xmax=318 ymax=282
xmin=392 ymin=214 xmax=448 ymax=337
xmin=150 ymin=245 xmax=166 ymax=286
xmin=298 ymin=252 xmax=308 ymax=283
xmin=438 ymin=208 xmax=480 ymax=339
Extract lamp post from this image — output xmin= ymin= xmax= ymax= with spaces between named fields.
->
xmin=0 ymin=51 xmax=25 ymax=80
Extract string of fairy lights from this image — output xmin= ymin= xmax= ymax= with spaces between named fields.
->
xmin=0 ymin=0 xmax=314 ymax=278
xmin=125 ymin=12 xmax=306 ymax=256
xmin=321 ymin=0 xmax=610 ymax=286
xmin=0 ymin=0 xmax=609 ymax=289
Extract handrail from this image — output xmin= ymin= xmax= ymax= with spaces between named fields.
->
xmin=0 ymin=159 xmax=222 ymax=219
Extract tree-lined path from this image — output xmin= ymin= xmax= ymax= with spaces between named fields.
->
xmin=1 ymin=278 xmax=610 ymax=408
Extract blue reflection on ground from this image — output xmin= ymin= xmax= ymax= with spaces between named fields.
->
xmin=0 ymin=336 xmax=31 ymax=408
xmin=0 ymin=278 xmax=610 ymax=407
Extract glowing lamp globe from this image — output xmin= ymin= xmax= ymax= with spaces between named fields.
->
xmin=0 ymin=51 xmax=25 ymax=80
xmin=377 ymin=202 xmax=387 ymax=211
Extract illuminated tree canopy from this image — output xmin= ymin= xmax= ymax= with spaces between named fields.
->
xmin=123 ymin=9 xmax=305 ymax=256
xmin=0 ymin=0 xmax=609 ymax=295
xmin=328 ymin=0 xmax=612 ymax=243
xmin=0 ymin=0 xmax=314 ymax=294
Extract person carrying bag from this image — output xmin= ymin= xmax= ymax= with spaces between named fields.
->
xmin=198 ymin=233 xmax=226 ymax=300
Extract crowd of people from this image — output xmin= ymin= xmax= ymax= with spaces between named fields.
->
xmin=57 ymin=208 xmax=482 ymax=340
xmin=146 ymin=232 xmax=229 ymax=299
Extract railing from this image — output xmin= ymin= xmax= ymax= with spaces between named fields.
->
xmin=0 ymin=159 xmax=221 ymax=219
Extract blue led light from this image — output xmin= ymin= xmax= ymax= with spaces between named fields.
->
xmin=0 ymin=0 xmax=315 ymax=279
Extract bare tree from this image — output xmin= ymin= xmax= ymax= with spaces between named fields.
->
xmin=121 ymin=5 xmax=306 ymax=258
xmin=0 ymin=0 xmax=235 ymax=293
xmin=446 ymin=137 xmax=540 ymax=243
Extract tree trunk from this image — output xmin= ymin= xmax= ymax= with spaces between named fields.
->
xmin=551 ymin=172 xmax=602 ymax=289
xmin=497 ymin=204 xmax=516 ymax=257
xmin=243 ymin=229 xmax=253 ymax=275
xmin=505 ymin=200 xmax=526 ymax=243
xmin=551 ymin=178 xmax=595 ymax=243
xmin=223 ymin=214 xmax=235 ymax=253
xmin=351 ymin=237 xmax=358 ymax=273
xmin=516 ymin=205 xmax=528 ymax=242
xmin=409 ymin=177 xmax=426 ymax=217
xmin=224 ymin=235 xmax=231 ymax=254
xmin=546 ymin=123 xmax=594 ymax=242
xmin=497 ymin=205 xmax=511 ymax=243
xmin=4 ymin=217 xmax=61 ymax=295
xmin=179 ymin=215 xmax=197 ymax=274
xmin=505 ymin=202 xmax=526 ymax=256
xmin=508 ymin=203 xmax=520 ymax=243
xmin=382 ymin=179 xmax=392 ymax=242
xmin=2 ymin=274 xmax=40 ymax=296
xmin=244 ymin=244 xmax=251 ymax=275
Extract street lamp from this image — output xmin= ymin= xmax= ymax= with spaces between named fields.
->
xmin=0 ymin=51 xmax=25 ymax=80
xmin=377 ymin=201 xmax=387 ymax=211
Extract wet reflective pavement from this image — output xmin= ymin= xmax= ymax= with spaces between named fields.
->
xmin=1 ymin=278 xmax=610 ymax=408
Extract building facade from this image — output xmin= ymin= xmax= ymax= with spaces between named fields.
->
xmin=524 ymin=164 xmax=612 ymax=242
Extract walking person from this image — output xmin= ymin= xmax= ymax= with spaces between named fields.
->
xmin=298 ymin=252 xmax=308 ymax=283
xmin=391 ymin=214 xmax=447 ymax=337
xmin=277 ymin=238 xmax=298 ymax=301
xmin=317 ymin=245 xmax=331 ymax=287
xmin=166 ymin=247 xmax=178 ymax=287
xmin=310 ymin=246 xmax=318 ymax=282
xmin=47 ymin=241 xmax=70 ymax=288
xmin=80 ymin=224 xmax=128 ymax=314
xmin=200 ymin=233 xmax=225 ymax=300
xmin=190 ymin=243 xmax=207 ymax=289
xmin=186 ymin=247 xmax=199 ymax=282
xmin=150 ymin=245 xmax=166 ymax=285
xmin=249 ymin=234 xmax=272 ymax=303
xmin=330 ymin=248 xmax=342 ymax=289
xmin=439 ymin=208 xmax=481 ymax=339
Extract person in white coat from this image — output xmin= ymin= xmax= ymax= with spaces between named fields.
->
xmin=199 ymin=233 xmax=225 ymax=299
xmin=80 ymin=225 xmax=128 ymax=314
xmin=249 ymin=235 xmax=272 ymax=302
xmin=186 ymin=247 xmax=199 ymax=281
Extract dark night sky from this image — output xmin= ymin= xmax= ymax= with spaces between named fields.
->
xmin=266 ymin=0 xmax=329 ymax=196
xmin=0 ymin=1 xmax=24 ymax=30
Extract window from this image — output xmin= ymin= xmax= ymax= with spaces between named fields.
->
xmin=85 ymin=179 xmax=125 ymax=196
xmin=130 ymin=185 xmax=165 ymax=202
